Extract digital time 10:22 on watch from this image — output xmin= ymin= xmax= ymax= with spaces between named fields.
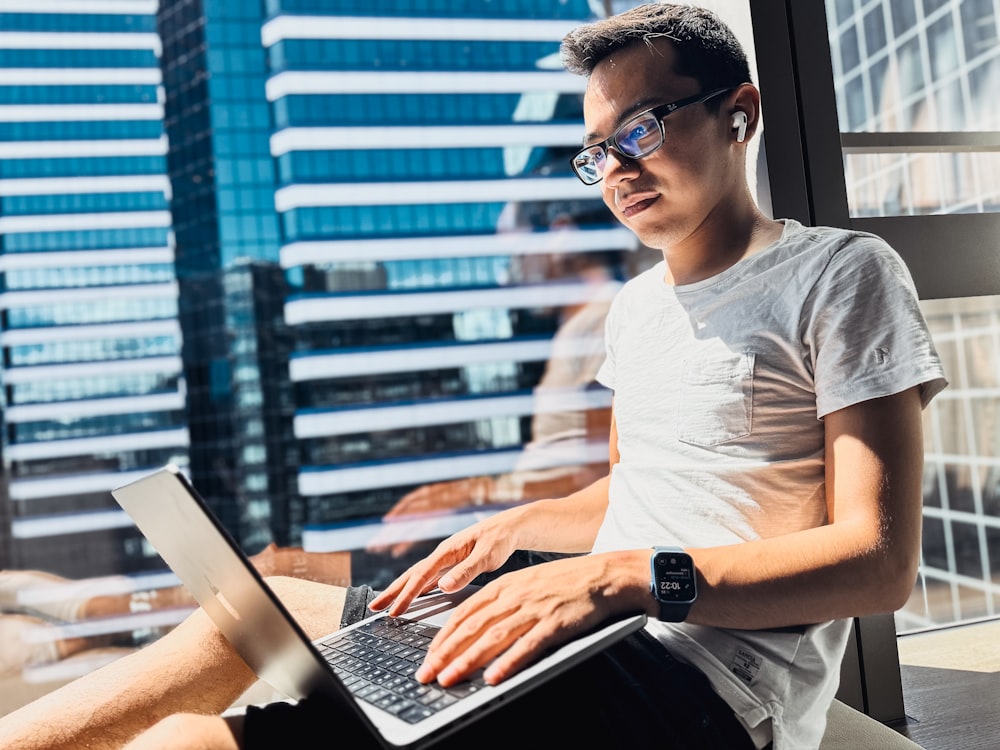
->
xmin=649 ymin=546 xmax=697 ymax=622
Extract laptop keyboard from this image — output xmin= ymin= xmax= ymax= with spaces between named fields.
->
xmin=317 ymin=616 xmax=488 ymax=724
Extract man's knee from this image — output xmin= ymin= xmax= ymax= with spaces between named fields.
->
xmin=261 ymin=576 xmax=347 ymax=639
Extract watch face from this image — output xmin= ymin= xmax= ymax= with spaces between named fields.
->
xmin=653 ymin=551 xmax=696 ymax=603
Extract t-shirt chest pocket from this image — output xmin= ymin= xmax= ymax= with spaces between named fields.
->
xmin=676 ymin=351 xmax=756 ymax=446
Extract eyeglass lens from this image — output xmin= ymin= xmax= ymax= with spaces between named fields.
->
xmin=617 ymin=112 xmax=662 ymax=157
xmin=573 ymin=110 xmax=662 ymax=184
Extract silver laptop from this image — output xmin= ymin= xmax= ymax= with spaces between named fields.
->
xmin=111 ymin=465 xmax=646 ymax=749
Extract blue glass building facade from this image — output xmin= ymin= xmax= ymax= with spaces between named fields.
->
xmin=157 ymin=0 xmax=290 ymax=554
xmin=263 ymin=1 xmax=636 ymax=576
xmin=0 ymin=0 xmax=187 ymax=576
xmin=0 ymin=0 xmax=636 ymax=584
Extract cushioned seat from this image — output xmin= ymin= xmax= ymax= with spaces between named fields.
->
xmin=820 ymin=699 xmax=923 ymax=749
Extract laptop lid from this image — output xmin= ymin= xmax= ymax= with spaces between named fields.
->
xmin=112 ymin=465 xmax=646 ymax=749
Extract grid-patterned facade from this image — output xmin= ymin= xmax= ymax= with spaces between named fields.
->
xmin=826 ymin=0 xmax=1000 ymax=628
xmin=157 ymin=0 xmax=291 ymax=555
xmin=264 ymin=1 xmax=636 ymax=574
xmin=0 ymin=0 xmax=188 ymax=577
xmin=827 ymin=0 xmax=1000 ymax=216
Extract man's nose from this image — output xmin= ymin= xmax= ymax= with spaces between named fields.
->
xmin=602 ymin=148 xmax=639 ymax=188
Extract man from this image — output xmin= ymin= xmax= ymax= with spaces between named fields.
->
xmin=0 ymin=5 xmax=946 ymax=749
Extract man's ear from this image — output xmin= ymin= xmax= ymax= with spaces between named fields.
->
xmin=729 ymin=84 xmax=761 ymax=143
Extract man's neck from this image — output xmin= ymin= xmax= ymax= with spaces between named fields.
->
xmin=660 ymin=202 xmax=783 ymax=287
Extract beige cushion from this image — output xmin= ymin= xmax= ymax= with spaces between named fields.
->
xmin=820 ymin=699 xmax=923 ymax=749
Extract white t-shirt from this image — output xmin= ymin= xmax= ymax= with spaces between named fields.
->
xmin=593 ymin=219 xmax=947 ymax=750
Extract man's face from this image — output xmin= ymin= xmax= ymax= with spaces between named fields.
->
xmin=582 ymin=39 xmax=734 ymax=250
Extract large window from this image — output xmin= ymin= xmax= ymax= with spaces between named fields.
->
xmin=3 ymin=0 xmax=995 ymax=728
xmin=823 ymin=0 xmax=1000 ymax=630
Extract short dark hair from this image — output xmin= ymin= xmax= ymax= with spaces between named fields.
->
xmin=560 ymin=3 xmax=752 ymax=102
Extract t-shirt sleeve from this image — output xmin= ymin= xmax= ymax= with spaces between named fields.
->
xmin=805 ymin=235 xmax=948 ymax=418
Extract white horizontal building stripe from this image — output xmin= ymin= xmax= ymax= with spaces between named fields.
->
xmin=266 ymin=70 xmax=585 ymax=100
xmin=0 ymin=246 xmax=173 ymax=271
xmin=25 ymin=607 xmax=192 ymax=645
xmin=0 ymin=318 xmax=180 ymax=346
xmin=0 ymin=0 xmax=157 ymax=13
xmin=12 ymin=509 xmax=134 ymax=539
xmin=0 ymin=68 xmax=160 ymax=86
xmin=0 ymin=136 xmax=167 ymax=159
xmin=4 ymin=355 xmax=182 ymax=384
xmin=275 ymin=177 xmax=591 ymax=211
xmin=285 ymin=279 xmax=618 ymax=325
xmin=0 ymin=32 xmax=160 ymax=53
xmin=0 ymin=103 xmax=164 ymax=122
xmin=262 ymin=15 xmax=576 ymax=46
xmin=270 ymin=124 xmax=581 ymax=156
xmin=299 ymin=450 xmax=520 ymax=497
xmin=5 ymin=391 xmax=185 ymax=423
xmin=0 ymin=210 xmax=172 ymax=234
xmin=294 ymin=388 xmax=612 ymax=439
xmin=295 ymin=394 xmax=529 ymax=438
xmin=281 ymin=228 xmax=637 ymax=267
xmin=5 ymin=428 xmax=189 ymax=461
xmin=0 ymin=281 xmax=177 ymax=308
xmin=9 ymin=466 xmax=188 ymax=501
xmin=297 ymin=438 xmax=608 ymax=498
xmin=0 ymin=174 xmax=170 ymax=196
xmin=290 ymin=339 xmax=554 ymax=381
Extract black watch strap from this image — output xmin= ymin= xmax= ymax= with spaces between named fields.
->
xmin=656 ymin=600 xmax=693 ymax=622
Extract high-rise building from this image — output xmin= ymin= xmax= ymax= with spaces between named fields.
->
xmin=1 ymin=0 xmax=635 ymax=586
xmin=0 ymin=0 xmax=188 ymax=577
xmin=156 ymin=0 xmax=290 ymax=555
xmin=262 ymin=1 xmax=636 ymax=582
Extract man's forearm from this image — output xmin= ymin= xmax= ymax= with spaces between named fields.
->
xmin=684 ymin=518 xmax=919 ymax=630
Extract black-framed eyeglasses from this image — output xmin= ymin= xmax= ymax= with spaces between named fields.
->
xmin=569 ymin=87 xmax=733 ymax=185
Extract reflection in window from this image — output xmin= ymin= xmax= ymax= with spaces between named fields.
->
xmin=845 ymin=152 xmax=1000 ymax=216
xmin=829 ymin=0 xmax=1000 ymax=216
xmin=902 ymin=294 xmax=1000 ymax=629
xmin=827 ymin=1 xmax=1000 ymax=633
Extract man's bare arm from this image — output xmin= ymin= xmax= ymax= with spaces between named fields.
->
xmin=682 ymin=386 xmax=925 ymax=628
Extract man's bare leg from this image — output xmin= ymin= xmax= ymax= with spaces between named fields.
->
xmin=121 ymin=712 xmax=246 ymax=750
xmin=0 ymin=578 xmax=347 ymax=750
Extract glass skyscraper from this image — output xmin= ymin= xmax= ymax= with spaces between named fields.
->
xmin=263 ymin=1 xmax=634 ymax=577
xmin=1 ymin=0 xmax=634 ymax=580
xmin=0 ymin=0 xmax=188 ymax=577
xmin=157 ymin=0 xmax=289 ymax=556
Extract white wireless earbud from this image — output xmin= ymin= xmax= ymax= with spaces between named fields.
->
xmin=732 ymin=110 xmax=748 ymax=143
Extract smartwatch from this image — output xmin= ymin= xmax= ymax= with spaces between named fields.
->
xmin=649 ymin=546 xmax=697 ymax=622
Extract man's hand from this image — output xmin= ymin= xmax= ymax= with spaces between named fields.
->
xmin=369 ymin=509 xmax=524 ymax=615
xmin=411 ymin=552 xmax=645 ymax=687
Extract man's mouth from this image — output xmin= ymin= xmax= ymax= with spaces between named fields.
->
xmin=617 ymin=193 xmax=659 ymax=218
